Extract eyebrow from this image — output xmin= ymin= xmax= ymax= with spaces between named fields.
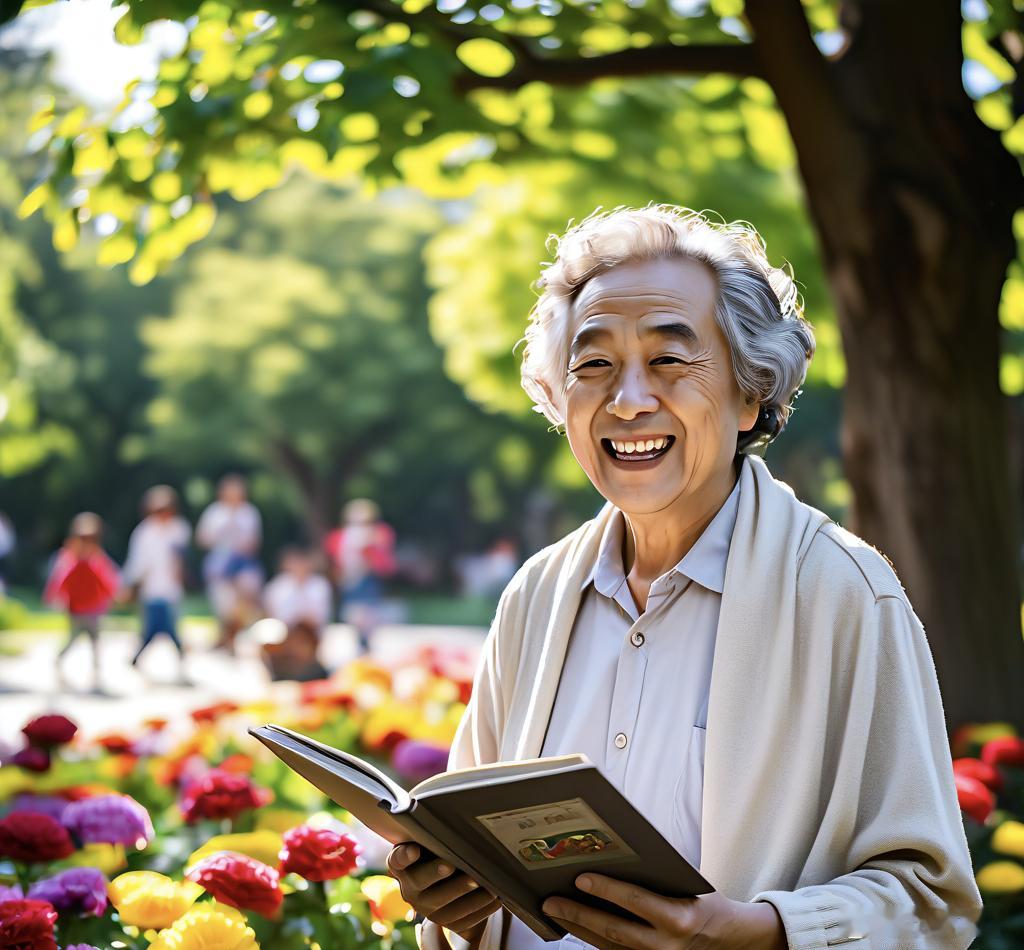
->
xmin=568 ymin=321 xmax=699 ymax=359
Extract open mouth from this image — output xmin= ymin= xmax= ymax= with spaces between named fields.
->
xmin=601 ymin=435 xmax=675 ymax=463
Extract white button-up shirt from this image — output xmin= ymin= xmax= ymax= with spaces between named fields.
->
xmin=504 ymin=476 xmax=741 ymax=949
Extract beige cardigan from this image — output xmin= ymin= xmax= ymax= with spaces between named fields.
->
xmin=438 ymin=453 xmax=982 ymax=949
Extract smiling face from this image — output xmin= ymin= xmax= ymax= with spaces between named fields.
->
xmin=562 ymin=256 xmax=759 ymax=515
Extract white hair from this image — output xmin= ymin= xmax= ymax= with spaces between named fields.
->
xmin=516 ymin=204 xmax=815 ymax=451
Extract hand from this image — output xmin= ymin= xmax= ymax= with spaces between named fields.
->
xmin=386 ymin=843 xmax=501 ymax=943
xmin=542 ymin=874 xmax=787 ymax=949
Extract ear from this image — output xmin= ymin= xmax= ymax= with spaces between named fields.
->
xmin=739 ymin=396 xmax=760 ymax=433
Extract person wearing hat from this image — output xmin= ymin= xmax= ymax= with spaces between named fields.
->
xmin=121 ymin=485 xmax=191 ymax=676
xmin=43 ymin=511 xmax=120 ymax=690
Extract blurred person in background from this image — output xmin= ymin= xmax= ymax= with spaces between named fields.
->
xmin=121 ymin=485 xmax=191 ymax=679
xmin=43 ymin=512 xmax=119 ymax=691
xmin=324 ymin=498 xmax=397 ymax=656
xmin=260 ymin=546 xmax=332 ymax=682
xmin=196 ymin=473 xmax=264 ymax=652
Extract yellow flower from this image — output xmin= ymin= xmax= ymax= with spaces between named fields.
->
xmin=361 ymin=874 xmax=415 ymax=925
xmin=992 ymin=820 xmax=1024 ymax=860
xmin=255 ymin=808 xmax=311 ymax=835
xmin=976 ymin=860 xmax=1024 ymax=894
xmin=64 ymin=843 xmax=128 ymax=875
xmin=108 ymin=871 xmax=204 ymax=929
xmin=149 ymin=900 xmax=259 ymax=950
xmin=188 ymin=830 xmax=283 ymax=869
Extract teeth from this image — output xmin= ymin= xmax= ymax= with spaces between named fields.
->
xmin=610 ymin=437 xmax=671 ymax=455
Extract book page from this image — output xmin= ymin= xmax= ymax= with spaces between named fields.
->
xmin=411 ymin=754 xmax=589 ymax=798
xmin=474 ymin=797 xmax=636 ymax=871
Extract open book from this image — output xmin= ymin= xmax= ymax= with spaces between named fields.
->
xmin=250 ymin=724 xmax=714 ymax=941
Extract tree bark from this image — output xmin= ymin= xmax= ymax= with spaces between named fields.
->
xmin=746 ymin=0 xmax=1024 ymax=731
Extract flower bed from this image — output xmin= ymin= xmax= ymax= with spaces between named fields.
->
xmin=0 ymin=646 xmax=472 ymax=949
xmin=2 ymin=648 xmax=1022 ymax=948
xmin=952 ymin=723 xmax=1024 ymax=946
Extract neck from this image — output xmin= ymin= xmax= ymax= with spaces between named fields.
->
xmin=621 ymin=455 xmax=742 ymax=581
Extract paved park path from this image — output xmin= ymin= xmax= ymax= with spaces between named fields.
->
xmin=0 ymin=622 xmax=485 ymax=746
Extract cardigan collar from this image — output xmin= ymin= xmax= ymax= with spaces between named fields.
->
xmin=580 ymin=473 xmax=742 ymax=597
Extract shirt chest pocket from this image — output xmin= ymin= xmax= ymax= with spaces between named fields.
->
xmin=670 ymin=725 xmax=707 ymax=868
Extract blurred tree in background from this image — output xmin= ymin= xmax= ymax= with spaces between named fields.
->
xmin=2 ymin=0 xmax=1023 ymax=726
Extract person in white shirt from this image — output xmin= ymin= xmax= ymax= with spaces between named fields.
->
xmin=260 ymin=547 xmax=331 ymax=681
xmin=196 ymin=473 xmax=263 ymax=651
xmin=121 ymin=485 xmax=191 ymax=673
xmin=264 ymin=547 xmax=333 ymax=631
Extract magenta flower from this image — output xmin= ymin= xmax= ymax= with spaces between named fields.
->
xmin=0 ymin=884 xmax=23 ymax=904
xmin=391 ymin=739 xmax=449 ymax=786
xmin=28 ymin=869 xmax=107 ymax=917
xmin=61 ymin=795 xmax=153 ymax=848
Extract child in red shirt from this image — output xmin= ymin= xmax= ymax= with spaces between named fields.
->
xmin=43 ymin=512 xmax=120 ymax=690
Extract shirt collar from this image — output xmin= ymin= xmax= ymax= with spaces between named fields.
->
xmin=581 ymin=474 xmax=742 ymax=596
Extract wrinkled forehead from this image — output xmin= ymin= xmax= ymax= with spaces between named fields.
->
xmin=569 ymin=256 xmax=717 ymax=322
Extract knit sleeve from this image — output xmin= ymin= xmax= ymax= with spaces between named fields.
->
xmin=447 ymin=580 xmax=514 ymax=771
xmin=749 ymin=595 xmax=983 ymax=949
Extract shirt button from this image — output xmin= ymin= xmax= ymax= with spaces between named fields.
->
xmin=614 ymin=732 xmax=628 ymax=749
xmin=630 ymin=630 xmax=645 ymax=647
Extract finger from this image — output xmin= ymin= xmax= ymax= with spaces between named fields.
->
xmin=418 ymin=872 xmax=489 ymax=914
xmin=548 ymin=918 xmax=632 ymax=950
xmin=386 ymin=843 xmax=421 ymax=873
xmin=404 ymin=856 xmax=456 ymax=893
xmin=445 ymin=897 xmax=503 ymax=934
xmin=575 ymin=874 xmax=679 ymax=932
xmin=544 ymin=897 xmax=659 ymax=950
xmin=430 ymin=888 xmax=501 ymax=928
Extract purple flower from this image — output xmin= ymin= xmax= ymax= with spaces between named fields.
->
xmin=0 ymin=884 xmax=23 ymax=904
xmin=66 ymin=946 xmax=100 ymax=950
xmin=6 ymin=794 xmax=68 ymax=822
xmin=28 ymin=868 xmax=108 ymax=916
xmin=61 ymin=795 xmax=153 ymax=848
xmin=391 ymin=739 xmax=449 ymax=786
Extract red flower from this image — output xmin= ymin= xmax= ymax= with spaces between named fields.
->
xmin=22 ymin=714 xmax=77 ymax=748
xmin=0 ymin=813 xmax=75 ymax=863
xmin=186 ymin=852 xmax=283 ymax=917
xmin=981 ymin=736 xmax=1024 ymax=769
xmin=96 ymin=733 xmax=135 ymax=755
xmin=953 ymin=757 xmax=1004 ymax=793
xmin=299 ymin=679 xmax=355 ymax=709
xmin=217 ymin=754 xmax=254 ymax=775
xmin=180 ymin=770 xmax=272 ymax=823
xmin=955 ymin=773 xmax=995 ymax=824
xmin=144 ymin=717 xmax=169 ymax=731
xmin=190 ymin=701 xmax=239 ymax=724
xmin=10 ymin=746 xmax=51 ymax=773
xmin=279 ymin=825 xmax=361 ymax=881
xmin=0 ymin=899 xmax=58 ymax=950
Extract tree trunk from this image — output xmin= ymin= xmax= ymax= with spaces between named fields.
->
xmin=746 ymin=0 xmax=1024 ymax=731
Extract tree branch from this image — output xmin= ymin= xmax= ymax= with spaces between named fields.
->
xmin=319 ymin=0 xmax=761 ymax=88
xmin=454 ymin=42 xmax=764 ymax=93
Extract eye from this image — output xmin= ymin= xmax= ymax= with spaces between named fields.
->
xmin=569 ymin=359 xmax=609 ymax=372
xmin=652 ymin=356 xmax=687 ymax=365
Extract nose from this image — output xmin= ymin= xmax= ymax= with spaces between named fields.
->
xmin=607 ymin=361 xmax=659 ymax=419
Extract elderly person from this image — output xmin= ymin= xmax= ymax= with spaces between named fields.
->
xmin=390 ymin=206 xmax=982 ymax=950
